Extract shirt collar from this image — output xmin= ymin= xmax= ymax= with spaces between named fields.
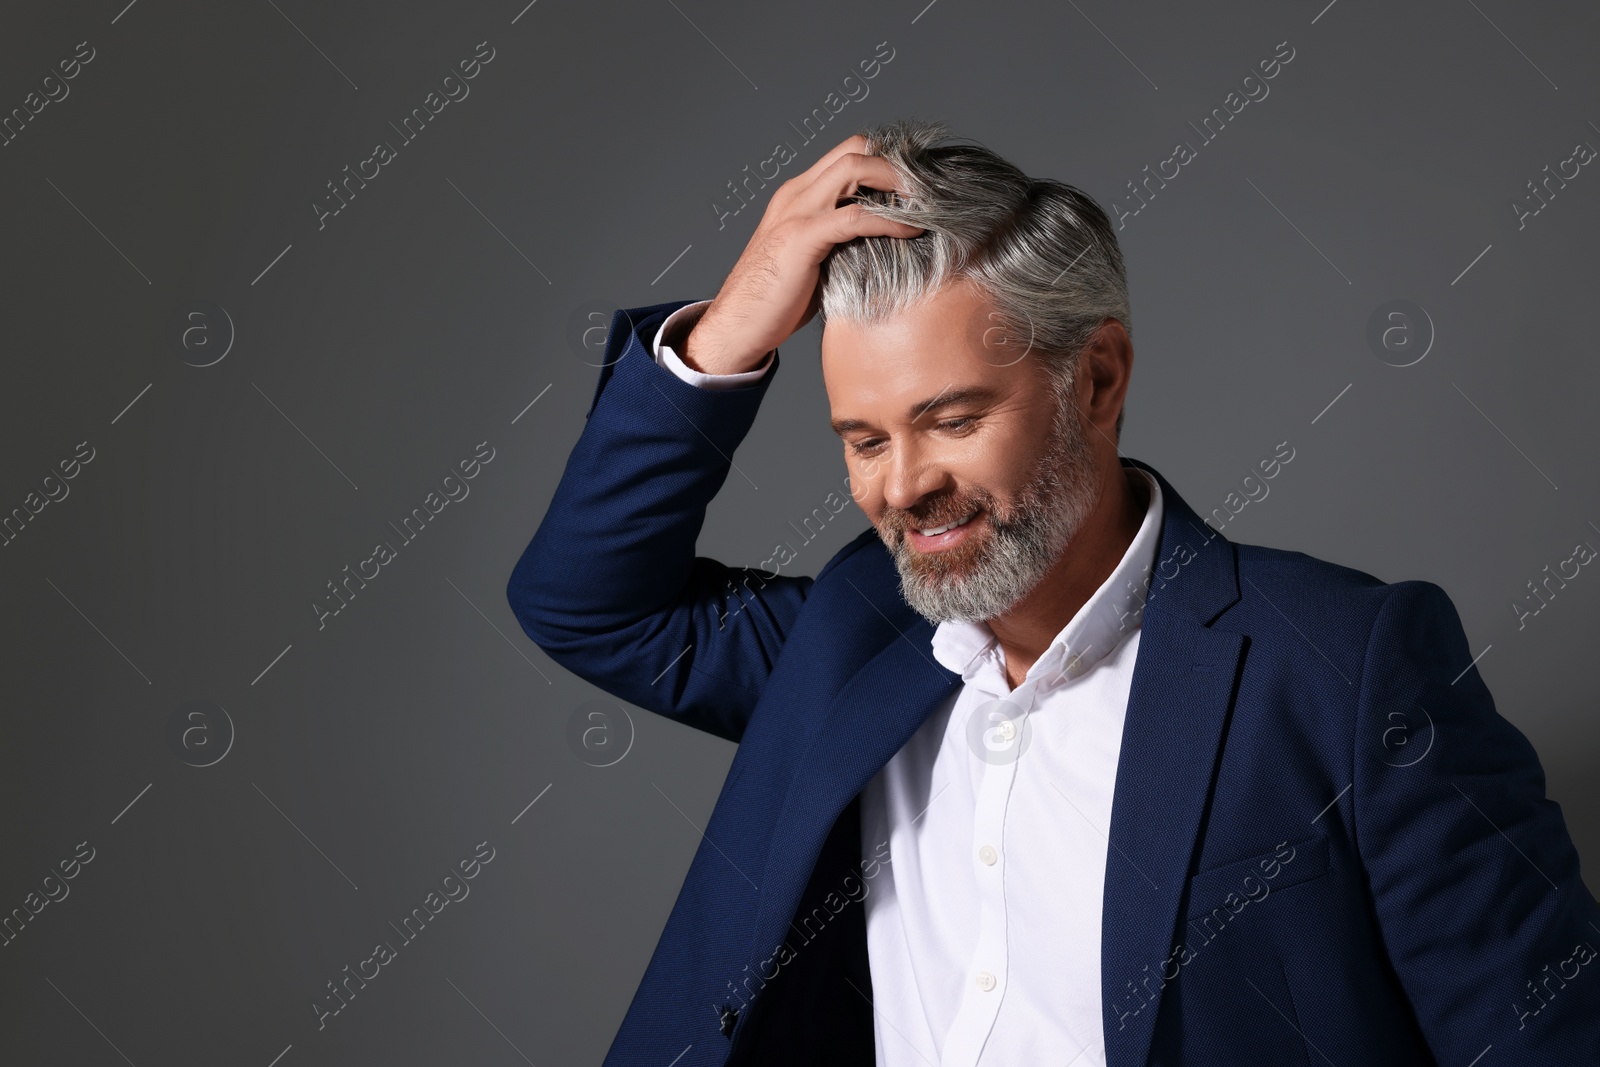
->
xmin=929 ymin=466 xmax=1164 ymax=697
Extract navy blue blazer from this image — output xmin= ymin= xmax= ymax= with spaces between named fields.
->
xmin=507 ymin=299 xmax=1600 ymax=1066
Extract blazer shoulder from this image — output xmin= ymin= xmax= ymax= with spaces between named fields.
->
xmin=1228 ymin=540 xmax=1415 ymax=657
xmin=1234 ymin=541 xmax=1390 ymax=603
xmin=1229 ymin=541 xmax=1486 ymax=689
xmin=1234 ymin=545 xmax=1464 ymax=620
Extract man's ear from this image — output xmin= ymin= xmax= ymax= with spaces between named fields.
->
xmin=1077 ymin=318 xmax=1133 ymax=442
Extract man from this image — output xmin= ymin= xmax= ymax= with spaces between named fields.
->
xmin=507 ymin=120 xmax=1599 ymax=1066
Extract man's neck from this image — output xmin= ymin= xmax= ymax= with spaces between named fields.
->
xmin=986 ymin=464 xmax=1148 ymax=690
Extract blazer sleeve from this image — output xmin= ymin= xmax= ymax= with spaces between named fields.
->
xmin=1352 ymin=580 xmax=1600 ymax=1064
xmin=506 ymin=300 xmax=848 ymax=744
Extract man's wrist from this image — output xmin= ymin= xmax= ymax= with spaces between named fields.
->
xmin=680 ymin=309 xmax=769 ymax=376
xmin=660 ymin=302 xmax=708 ymax=359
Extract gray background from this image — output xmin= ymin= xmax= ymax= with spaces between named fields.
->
xmin=1 ymin=0 xmax=1596 ymax=1062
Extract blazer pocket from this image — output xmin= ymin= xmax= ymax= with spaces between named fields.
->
xmin=1184 ymin=834 xmax=1330 ymax=921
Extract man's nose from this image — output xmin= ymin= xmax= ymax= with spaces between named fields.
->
xmin=881 ymin=439 xmax=949 ymax=514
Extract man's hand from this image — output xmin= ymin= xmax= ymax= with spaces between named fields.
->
xmin=681 ymin=134 xmax=926 ymax=375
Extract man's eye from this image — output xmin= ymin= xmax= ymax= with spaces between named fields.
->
xmin=849 ymin=418 xmax=975 ymax=455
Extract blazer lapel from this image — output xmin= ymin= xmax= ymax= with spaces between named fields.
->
xmin=743 ymin=610 xmax=962 ymax=970
xmin=1100 ymin=613 xmax=1244 ymax=1065
xmin=1102 ymin=459 xmax=1245 ymax=1067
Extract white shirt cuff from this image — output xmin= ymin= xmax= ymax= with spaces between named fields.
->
xmin=652 ymin=300 xmax=775 ymax=389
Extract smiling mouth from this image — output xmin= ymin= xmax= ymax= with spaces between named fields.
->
xmin=901 ymin=508 xmax=986 ymax=556
xmin=914 ymin=511 xmax=978 ymax=537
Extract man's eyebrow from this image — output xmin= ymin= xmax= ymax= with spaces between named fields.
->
xmin=830 ymin=385 xmax=1002 ymax=436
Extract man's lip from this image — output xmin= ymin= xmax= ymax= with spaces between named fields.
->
xmin=905 ymin=510 xmax=983 ymax=552
xmin=912 ymin=509 xmax=978 ymax=536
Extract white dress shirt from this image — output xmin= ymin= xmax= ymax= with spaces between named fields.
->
xmin=650 ymin=298 xmax=1165 ymax=1066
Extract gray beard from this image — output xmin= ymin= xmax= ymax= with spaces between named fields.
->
xmin=880 ymin=401 xmax=1105 ymax=624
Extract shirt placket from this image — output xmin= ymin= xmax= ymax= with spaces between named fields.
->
xmin=938 ymin=665 xmax=1043 ymax=1067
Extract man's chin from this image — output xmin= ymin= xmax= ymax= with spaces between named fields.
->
xmin=896 ymin=560 xmax=973 ymax=611
xmin=898 ymin=573 xmax=1020 ymax=625
xmin=903 ymin=552 xmax=982 ymax=586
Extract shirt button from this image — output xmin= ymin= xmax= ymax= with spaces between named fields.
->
xmin=975 ymin=971 xmax=996 ymax=991
xmin=978 ymin=845 xmax=998 ymax=865
xmin=998 ymin=719 xmax=1016 ymax=740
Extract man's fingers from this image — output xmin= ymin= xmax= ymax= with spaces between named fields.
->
xmin=811 ymin=201 xmax=926 ymax=247
xmin=793 ymin=133 xmax=871 ymax=186
xmin=690 ymin=132 xmax=924 ymax=370
xmin=795 ymin=154 xmax=915 ymax=215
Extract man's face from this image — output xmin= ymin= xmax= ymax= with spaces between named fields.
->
xmin=821 ymin=279 xmax=1104 ymax=623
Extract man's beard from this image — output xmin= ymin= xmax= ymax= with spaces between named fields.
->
xmin=877 ymin=398 xmax=1104 ymax=624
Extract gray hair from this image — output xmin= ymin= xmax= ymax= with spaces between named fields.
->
xmin=818 ymin=118 xmax=1132 ymax=439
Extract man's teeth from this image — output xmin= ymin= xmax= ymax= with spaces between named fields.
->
xmin=916 ymin=512 xmax=977 ymax=537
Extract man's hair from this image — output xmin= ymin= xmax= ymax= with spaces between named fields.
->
xmin=818 ymin=118 xmax=1132 ymax=440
